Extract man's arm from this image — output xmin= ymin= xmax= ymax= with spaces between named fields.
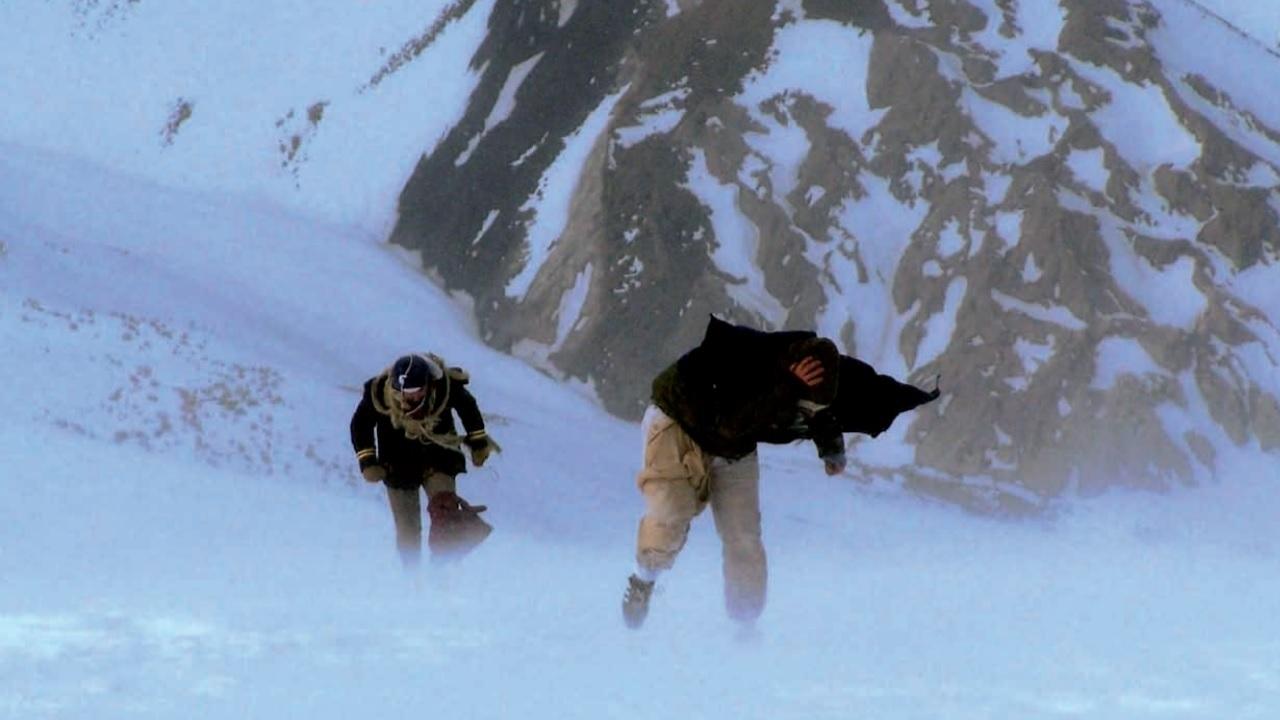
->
xmin=448 ymin=377 xmax=498 ymax=466
xmin=350 ymin=380 xmax=384 ymax=482
xmin=808 ymin=411 xmax=846 ymax=476
xmin=449 ymin=382 xmax=486 ymax=438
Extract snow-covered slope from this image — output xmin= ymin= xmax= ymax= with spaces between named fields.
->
xmin=4 ymin=138 xmax=1280 ymax=720
xmin=4 ymin=1 xmax=1280 ymax=715
xmin=0 ymin=0 xmax=492 ymax=232
xmin=2 ymin=137 xmax=1280 ymax=712
xmin=0 ymin=138 xmax=630 ymax=538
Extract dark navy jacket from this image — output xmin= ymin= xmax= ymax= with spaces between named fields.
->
xmin=349 ymin=373 xmax=485 ymax=488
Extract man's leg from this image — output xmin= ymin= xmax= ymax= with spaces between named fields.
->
xmin=626 ymin=407 xmax=708 ymax=628
xmin=634 ymin=407 xmax=708 ymax=576
xmin=635 ymin=474 xmax=704 ymax=574
xmin=424 ymin=470 xmax=457 ymax=498
xmin=385 ymin=485 xmax=423 ymax=569
xmin=708 ymin=452 xmax=767 ymax=624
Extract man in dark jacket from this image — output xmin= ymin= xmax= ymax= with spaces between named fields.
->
xmin=350 ymin=353 xmax=499 ymax=567
xmin=622 ymin=316 xmax=939 ymax=629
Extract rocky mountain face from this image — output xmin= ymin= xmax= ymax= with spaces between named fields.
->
xmin=388 ymin=0 xmax=1280 ymax=511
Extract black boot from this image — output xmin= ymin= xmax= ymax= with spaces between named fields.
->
xmin=622 ymin=574 xmax=655 ymax=629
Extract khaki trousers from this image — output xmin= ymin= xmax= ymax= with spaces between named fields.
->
xmin=634 ymin=406 xmax=767 ymax=622
xmin=386 ymin=471 xmax=456 ymax=568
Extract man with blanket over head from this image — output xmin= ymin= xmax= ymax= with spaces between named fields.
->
xmin=622 ymin=316 xmax=940 ymax=629
xmin=351 ymin=353 xmax=500 ymax=567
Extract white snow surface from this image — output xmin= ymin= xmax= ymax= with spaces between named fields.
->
xmin=507 ymin=88 xmax=626 ymax=301
xmin=0 ymin=0 xmax=496 ymax=234
xmin=483 ymin=53 xmax=546 ymax=138
xmin=615 ymin=87 xmax=689 ymax=149
xmin=1065 ymin=59 xmax=1203 ymax=173
xmin=1165 ymin=1 xmax=1280 ymax=123
xmin=3 ymin=130 xmax=1279 ymax=720
xmin=686 ymin=149 xmax=788 ymax=326
xmin=738 ymin=18 xmax=884 ymax=142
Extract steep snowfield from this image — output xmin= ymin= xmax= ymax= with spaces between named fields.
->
xmin=3 ymin=142 xmax=1279 ymax=719
xmin=0 ymin=0 xmax=494 ymax=231
xmin=1187 ymin=0 xmax=1280 ymax=50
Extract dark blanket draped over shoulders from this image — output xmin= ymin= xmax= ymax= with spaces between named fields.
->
xmin=652 ymin=316 xmax=940 ymax=459
xmin=830 ymin=355 xmax=939 ymax=438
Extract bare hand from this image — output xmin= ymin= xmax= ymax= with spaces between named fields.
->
xmin=790 ymin=355 xmax=825 ymax=387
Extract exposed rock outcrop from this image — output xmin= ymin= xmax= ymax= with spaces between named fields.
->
xmin=389 ymin=0 xmax=1280 ymax=510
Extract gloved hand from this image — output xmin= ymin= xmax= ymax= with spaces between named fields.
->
xmin=465 ymin=433 xmax=500 ymax=467
xmin=821 ymin=451 xmax=847 ymax=477
xmin=359 ymin=457 xmax=386 ymax=483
